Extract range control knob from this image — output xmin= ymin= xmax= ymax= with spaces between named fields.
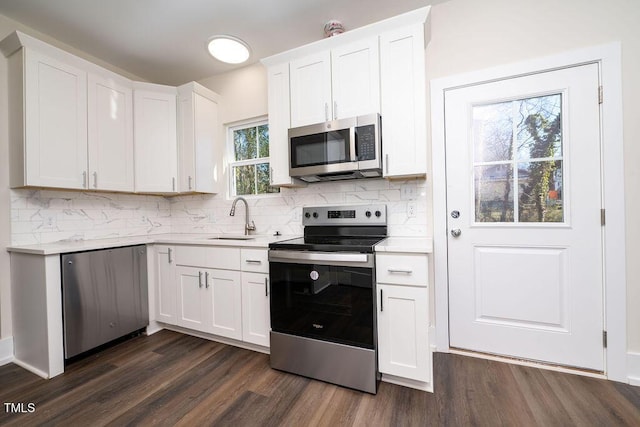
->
xmin=375 ymin=210 xmax=382 ymax=218
xmin=304 ymin=212 xmax=311 ymax=219
xmin=365 ymin=210 xmax=372 ymax=218
xmin=313 ymin=212 xmax=319 ymax=218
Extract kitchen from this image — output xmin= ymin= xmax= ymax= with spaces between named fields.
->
xmin=0 ymin=0 xmax=639 ymax=424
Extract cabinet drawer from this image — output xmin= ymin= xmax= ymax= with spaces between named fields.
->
xmin=174 ymin=245 xmax=240 ymax=270
xmin=376 ymin=253 xmax=427 ymax=286
xmin=241 ymin=248 xmax=269 ymax=273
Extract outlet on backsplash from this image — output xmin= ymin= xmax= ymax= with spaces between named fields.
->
xmin=407 ymin=202 xmax=417 ymax=218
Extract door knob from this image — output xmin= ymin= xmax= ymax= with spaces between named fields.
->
xmin=451 ymin=210 xmax=460 ymax=218
xmin=450 ymin=229 xmax=462 ymax=237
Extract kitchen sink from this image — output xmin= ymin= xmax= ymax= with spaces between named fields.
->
xmin=207 ymin=235 xmax=255 ymax=240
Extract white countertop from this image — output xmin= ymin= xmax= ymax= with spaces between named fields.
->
xmin=6 ymin=233 xmax=300 ymax=255
xmin=374 ymin=237 xmax=433 ymax=254
xmin=7 ymin=233 xmax=433 ymax=256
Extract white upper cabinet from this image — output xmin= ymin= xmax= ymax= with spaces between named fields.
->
xmin=133 ymin=83 xmax=178 ymax=194
xmin=266 ymin=63 xmax=305 ymax=187
xmin=177 ymin=82 xmax=221 ymax=194
xmin=289 ymin=38 xmax=380 ymax=128
xmin=88 ymin=74 xmax=134 ymax=192
xmin=379 ymin=25 xmax=427 ymax=178
xmin=330 ymin=38 xmax=380 ymax=120
xmin=289 ymin=51 xmax=332 ymax=127
xmin=22 ymin=48 xmax=88 ymax=189
xmin=262 ymin=7 xmax=430 ymax=182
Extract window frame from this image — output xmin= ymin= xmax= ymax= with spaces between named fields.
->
xmin=226 ymin=117 xmax=279 ymax=198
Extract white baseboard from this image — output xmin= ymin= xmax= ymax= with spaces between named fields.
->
xmin=12 ymin=358 xmax=49 ymax=379
xmin=627 ymin=352 xmax=640 ymax=386
xmin=0 ymin=336 xmax=14 ymax=366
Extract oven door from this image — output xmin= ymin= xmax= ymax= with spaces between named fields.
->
xmin=269 ymin=250 xmax=375 ymax=349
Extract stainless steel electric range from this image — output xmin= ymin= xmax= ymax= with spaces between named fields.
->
xmin=268 ymin=204 xmax=387 ymax=394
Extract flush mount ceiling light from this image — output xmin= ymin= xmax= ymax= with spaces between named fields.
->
xmin=206 ymin=35 xmax=250 ymax=64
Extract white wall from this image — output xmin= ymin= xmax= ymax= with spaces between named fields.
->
xmin=426 ymin=0 xmax=640 ymax=351
xmin=0 ymin=17 xmax=11 ymax=339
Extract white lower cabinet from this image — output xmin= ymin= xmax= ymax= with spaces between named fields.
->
xmin=376 ymin=252 xmax=431 ymax=388
xmin=155 ymin=245 xmax=176 ymax=324
xmin=377 ymin=284 xmax=429 ymax=381
xmin=241 ymin=272 xmax=270 ymax=347
xmin=154 ymin=244 xmax=270 ymax=348
xmin=208 ymin=269 xmax=243 ymax=340
xmin=175 ymin=266 xmax=242 ymax=339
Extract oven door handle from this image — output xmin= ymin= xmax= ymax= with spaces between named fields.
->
xmin=269 ymin=250 xmax=371 ymax=265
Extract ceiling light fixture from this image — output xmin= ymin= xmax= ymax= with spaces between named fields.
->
xmin=206 ymin=35 xmax=250 ymax=64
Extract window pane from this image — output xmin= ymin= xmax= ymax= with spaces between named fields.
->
xmin=518 ymin=160 xmax=563 ymax=222
xmin=234 ymin=127 xmax=257 ymax=161
xmin=256 ymin=163 xmax=279 ymax=194
xmin=258 ymin=124 xmax=269 ymax=157
xmin=473 ymin=102 xmax=513 ymax=162
xmin=475 ymin=164 xmax=514 ymax=222
xmin=516 ymin=95 xmax=562 ymax=160
xmin=234 ymin=165 xmax=256 ymax=195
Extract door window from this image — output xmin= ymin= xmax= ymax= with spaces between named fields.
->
xmin=473 ymin=94 xmax=564 ymax=223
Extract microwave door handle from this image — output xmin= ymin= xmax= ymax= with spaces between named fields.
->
xmin=350 ymin=127 xmax=357 ymax=162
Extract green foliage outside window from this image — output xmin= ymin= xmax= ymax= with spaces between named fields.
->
xmin=230 ymin=122 xmax=279 ymax=196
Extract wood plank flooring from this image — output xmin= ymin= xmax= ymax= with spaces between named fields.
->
xmin=1 ymin=330 xmax=639 ymax=426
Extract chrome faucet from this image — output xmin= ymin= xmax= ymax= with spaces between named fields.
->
xmin=229 ymin=197 xmax=256 ymax=235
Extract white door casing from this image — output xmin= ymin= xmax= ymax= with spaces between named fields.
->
xmin=431 ymin=44 xmax=626 ymax=381
xmin=446 ymin=63 xmax=603 ymax=371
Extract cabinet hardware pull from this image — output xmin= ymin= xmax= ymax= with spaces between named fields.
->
xmin=167 ymin=248 xmax=173 ymax=264
xmin=198 ymin=271 xmax=203 ymax=288
xmin=245 ymin=259 xmax=262 ymax=264
xmin=172 ymin=177 xmax=176 ymax=192
xmin=188 ymin=176 xmax=193 ymax=190
xmin=325 ymin=103 xmax=329 ymax=122
xmin=388 ymin=268 xmax=413 ymax=274
xmin=270 ymin=167 xmax=273 ymax=184
xmin=265 ymin=277 xmax=269 ymax=297
xmin=333 ymin=101 xmax=337 ymax=120
xmin=380 ymin=289 xmax=383 ymax=311
xmin=93 ymin=171 xmax=98 ymax=188
xmin=385 ymin=154 xmax=389 ymax=175
xmin=205 ymin=272 xmax=210 ymax=289
xmin=82 ymin=171 xmax=87 ymax=188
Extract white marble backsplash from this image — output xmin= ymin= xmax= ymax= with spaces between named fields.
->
xmin=10 ymin=178 xmax=429 ymax=245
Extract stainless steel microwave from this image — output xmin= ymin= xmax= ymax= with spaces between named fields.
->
xmin=288 ymin=113 xmax=382 ymax=182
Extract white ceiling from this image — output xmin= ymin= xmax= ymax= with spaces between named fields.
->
xmin=0 ymin=0 xmax=447 ymax=86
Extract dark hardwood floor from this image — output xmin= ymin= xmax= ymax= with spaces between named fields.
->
xmin=1 ymin=330 xmax=639 ymax=426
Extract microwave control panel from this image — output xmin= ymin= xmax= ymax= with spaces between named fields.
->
xmin=356 ymin=124 xmax=377 ymax=161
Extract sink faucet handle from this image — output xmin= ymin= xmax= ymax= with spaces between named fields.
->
xmin=246 ymin=220 xmax=256 ymax=233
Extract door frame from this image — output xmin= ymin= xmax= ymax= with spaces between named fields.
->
xmin=430 ymin=43 xmax=627 ymax=382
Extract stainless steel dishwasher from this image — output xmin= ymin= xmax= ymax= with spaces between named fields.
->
xmin=61 ymin=245 xmax=149 ymax=359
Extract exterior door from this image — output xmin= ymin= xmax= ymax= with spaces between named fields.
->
xmin=446 ymin=64 xmax=604 ymax=371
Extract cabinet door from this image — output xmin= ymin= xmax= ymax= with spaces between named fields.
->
xmin=24 ymin=48 xmax=88 ymax=189
xmin=241 ymin=272 xmax=270 ymax=347
xmin=155 ymin=246 xmax=176 ymax=325
xmin=134 ymin=88 xmax=178 ymax=193
xmin=377 ymin=284 xmax=430 ymax=381
xmin=177 ymin=85 xmax=219 ymax=194
xmin=289 ymin=51 xmax=332 ymax=127
xmin=331 ymin=38 xmax=380 ymax=120
xmin=267 ymin=63 xmax=302 ymax=187
xmin=206 ymin=269 xmax=242 ymax=340
xmin=379 ymin=25 xmax=427 ymax=178
xmin=87 ymin=74 xmax=134 ymax=192
xmin=176 ymin=266 xmax=208 ymax=332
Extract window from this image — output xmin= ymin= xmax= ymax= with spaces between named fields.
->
xmin=473 ymin=94 xmax=563 ymax=223
xmin=228 ymin=119 xmax=279 ymax=196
